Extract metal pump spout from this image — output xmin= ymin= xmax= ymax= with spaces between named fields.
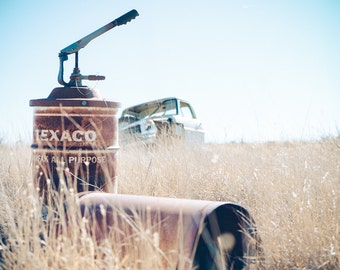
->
xmin=57 ymin=9 xmax=139 ymax=87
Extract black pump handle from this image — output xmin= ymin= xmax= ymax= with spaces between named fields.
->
xmin=60 ymin=9 xmax=139 ymax=55
xmin=58 ymin=9 xmax=139 ymax=86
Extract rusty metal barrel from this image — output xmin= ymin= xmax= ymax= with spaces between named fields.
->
xmin=29 ymin=10 xmax=139 ymax=203
xmin=77 ymin=192 xmax=262 ymax=269
xmin=30 ymin=86 xmax=120 ymax=201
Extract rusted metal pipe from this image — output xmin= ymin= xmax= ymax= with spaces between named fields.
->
xmin=77 ymin=192 xmax=261 ymax=269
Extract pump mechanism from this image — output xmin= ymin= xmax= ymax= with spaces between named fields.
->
xmin=58 ymin=9 xmax=139 ymax=87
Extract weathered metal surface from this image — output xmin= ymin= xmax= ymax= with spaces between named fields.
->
xmin=30 ymin=87 xmax=121 ymax=199
xmin=31 ymin=106 xmax=119 ymax=148
xmin=77 ymin=192 xmax=260 ymax=269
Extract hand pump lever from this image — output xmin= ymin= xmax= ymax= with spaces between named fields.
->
xmin=58 ymin=9 xmax=139 ymax=87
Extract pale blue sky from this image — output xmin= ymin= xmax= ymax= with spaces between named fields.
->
xmin=0 ymin=0 xmax=339 ymax=143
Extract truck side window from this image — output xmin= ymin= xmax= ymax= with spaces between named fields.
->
xmin=180 ymin=102 xmax=194 ymax=119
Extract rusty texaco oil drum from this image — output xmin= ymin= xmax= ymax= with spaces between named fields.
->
xmin=30 ymin=86 xmax=120 ymax=202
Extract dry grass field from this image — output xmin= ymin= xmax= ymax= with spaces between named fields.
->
xmin=0 ymin=137 xmax=339 ymax=269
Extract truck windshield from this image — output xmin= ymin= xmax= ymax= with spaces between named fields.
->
xmin=123 ymin=99 xmax=178 ymax=119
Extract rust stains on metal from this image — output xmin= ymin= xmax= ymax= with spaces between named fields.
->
xmin=30 ymin=87 xmax=121 ymax=198
xmin=77 ymin=192 xmax=260 ymax=269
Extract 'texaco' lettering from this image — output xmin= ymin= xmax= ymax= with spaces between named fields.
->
xmin=35 ymin=129 xmax=97 ymax=142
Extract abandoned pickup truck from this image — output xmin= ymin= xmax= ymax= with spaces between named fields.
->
xmin=119 ymin=97 xmax=205 ymax=145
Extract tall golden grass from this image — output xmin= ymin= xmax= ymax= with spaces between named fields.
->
xmin=0 ymin=137 xmax=339 ymax=269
